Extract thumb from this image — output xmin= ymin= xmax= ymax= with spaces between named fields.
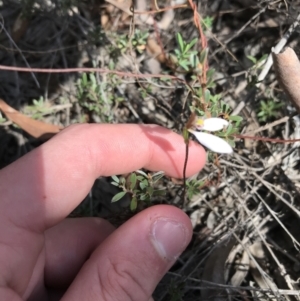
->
xmin=61 ymin=205 xmax=192 ymax=301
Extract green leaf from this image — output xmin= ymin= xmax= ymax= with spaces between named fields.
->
xmin=202 ymin=16 xmax=214 ymax=29
xmin=229 ymin=115 xmax=243 ymax=123
xmin=139 ymin=180 xmax=149 ymax=190
xmin=221 ymin=102 xmax=230 ymax=113
xmin=204 ymin=89 xmax=211 ymax=103
xmin=147 ymin=186 xmax=154 ymax=195
xmin=257 ymin=111 xmax=265 ymax=117
xmin=188 ymin=50 xmax=198 ymax=56
xmin=111 ymin=191 xmax=127 ymax=203
xmin=247 ymin=55 xmax=257 ymax=64
xmin=174 ymin=49 xmax=181 ymax=56
xmin=206 ymin=68 xmax=215 ymax=79
xmin=136 ymin=170 xmax=148 ymax=177
xmin=225 ymin=123 xmax=234 ymax=135
xmin=108 ymin=60 xmax=115 ymax=70
xmin=189 ymin=53 xmax=198 ymax=68
xmin=89 ymin=73 xmax=96 ymax=86
xmin=176 ymin=33 xmax=184 ymax=52
xmin=82 ymin=73 xmax=87 ymax=86
xmin=227 ymin=139 xmax=236 ymax=148
xmin=185 ymin=38 xmax=197 ymax=52
xmin=120 ymin=177 xmax=126 ymax=185
xmin=194 ymin=107 xmax=205 ymax=116
xmin=227 ymin=126 xmax=238 ymax=135
xmin=179 ymin=61 xmax=189 ymax=71
xmin=257 ymin=54 xmax=268 ymax=64
xmin=111 ymin=175 xmax=119 ymax=183
xmin=152 ymin=171 xmax=165 ymax=183
xmin=140 ymin=193 xmax=148 ymax=201
xmin=130 ymin=197 xmax=137 ymax=211
xmin=129 ymin=173 xmax=137 ymax=190
xmin=199 ymin=48 xmax=208 ymax=64
xmin=136 ymin=175 xmax=144 ymax=181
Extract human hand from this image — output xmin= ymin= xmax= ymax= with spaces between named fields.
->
xmin=0 ymin=124 xmax=206 ymax=301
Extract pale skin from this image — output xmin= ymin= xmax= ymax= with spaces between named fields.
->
xmin=0 ymin=124 xmax=206 ymax=301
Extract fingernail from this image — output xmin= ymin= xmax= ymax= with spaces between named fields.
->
xmin=150 ymin=218 xmax=189 ymax=261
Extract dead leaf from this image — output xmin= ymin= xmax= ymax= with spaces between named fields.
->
xmin=170 ymin=177 xmax=183 ymax=185
xmin=201 ymin=236 xmax=237 ymax=301
xmin=101 ymin=12 xmax=110 ymax=28
xmin=249 ymin=242 xmax=279 ymax=301
xmin=105 ymin=0 xmax=133 ymax=15
xmin=0 ymin=99 xmax=62 ymax=140
xmin=230 ymin=250 xmax=250 ymax=286
xmin=12 ymin=13 xmax=29 ymax=42
xmin=157 ymin=5 xmax=174 ymax=30
xmin=146 ymin=37 xmax=166 ymax=64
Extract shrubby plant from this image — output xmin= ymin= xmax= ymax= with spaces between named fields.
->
xmin=257 ymin=99 xmax=283 ymax=122
xmin=111 ymin=34 xmax=243 ymax=210
xmin=76 ymin=73 xmax=123 ymax=122
xmin=116 ymin=29 xmax=149 ymax=54
xmin=111 ymin=171 xmax=166 ymax=211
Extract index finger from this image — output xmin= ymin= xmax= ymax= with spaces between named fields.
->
xmin=0 ymin=124 xmax=206 ymax=230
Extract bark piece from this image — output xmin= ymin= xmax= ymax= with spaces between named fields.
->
xmin=272 ymin=47 xmax=300 ymax=114
xmin=201 ymin=236 xmax=236 ymax=301
xmin=0 ymin=99 xmax=62 ymax=140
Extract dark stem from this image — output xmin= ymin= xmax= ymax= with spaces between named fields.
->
xmin=182 ymin=139 xmax=189 ymax=206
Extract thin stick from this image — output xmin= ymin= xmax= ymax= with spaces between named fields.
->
xmin=0 ymin=64 xmax=184 ymax=80
xmin=257 ymin=12 xmax=300 ymax=86
xmin=182 ymin=139 xmax=189 ymax=205
xmin=235 ymin=134 xmax=300 ymax=143
xmin=0 ymin=19 xmax=39 ymax=88
xmin=242 ymin=116 xmax=289 ymax=135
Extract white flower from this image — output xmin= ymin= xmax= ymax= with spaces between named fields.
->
xmin=189 ymin=117 xmax=233 ymax=154
xmin=196 ymin=117 xmax=229 ymax=132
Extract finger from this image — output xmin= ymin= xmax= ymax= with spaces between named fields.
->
xmin=61 ymin=205 xmax=193 ymax=301
xmin=45 ymin=218 xmax=114 ymax=288
xmin=0 ymin=124 xmax=205 ymax=230
xmin=0 ymin=288 xmax=23 ymax=301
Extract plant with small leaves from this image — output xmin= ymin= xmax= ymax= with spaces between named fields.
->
xmin=247 ymin=54 xmax=268 ymax=85
xmin=186 ymin=179 xmax=206 ymax=200
xmin=188 ymin=117 xmax=233 ymax=154
xmin=76 ymin=73 xmax=117 ymax=122
xmin=201 ymin=16 xmax=214 ymax=30
xmin=111 ymin=170 xmax=166 ymax=211
xmin=24 ymin=96 xmax=51 ymax=120
xmin=171 ymin=33 xmax=198 ymax=71
xmin=257 ymin=99 xmax=283 ymax=122
xmin=131 ymin=29 xmax=149 ymax=53
xmin=188 ymin=87 xmax=243 ymax=153
xmin=116 ymin=29 xmax=149 ymax=54
xmin=247 ymin=54 xmax=268 ymax=66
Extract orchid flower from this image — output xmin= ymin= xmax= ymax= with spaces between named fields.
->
xmin=189 ymin=117 xmax=233 ymax=154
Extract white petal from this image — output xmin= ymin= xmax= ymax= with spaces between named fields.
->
xmin=197 ymin=118 xmax=229 ymax=132
xmin=190 ymin=131 xmax=233 ymax=154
